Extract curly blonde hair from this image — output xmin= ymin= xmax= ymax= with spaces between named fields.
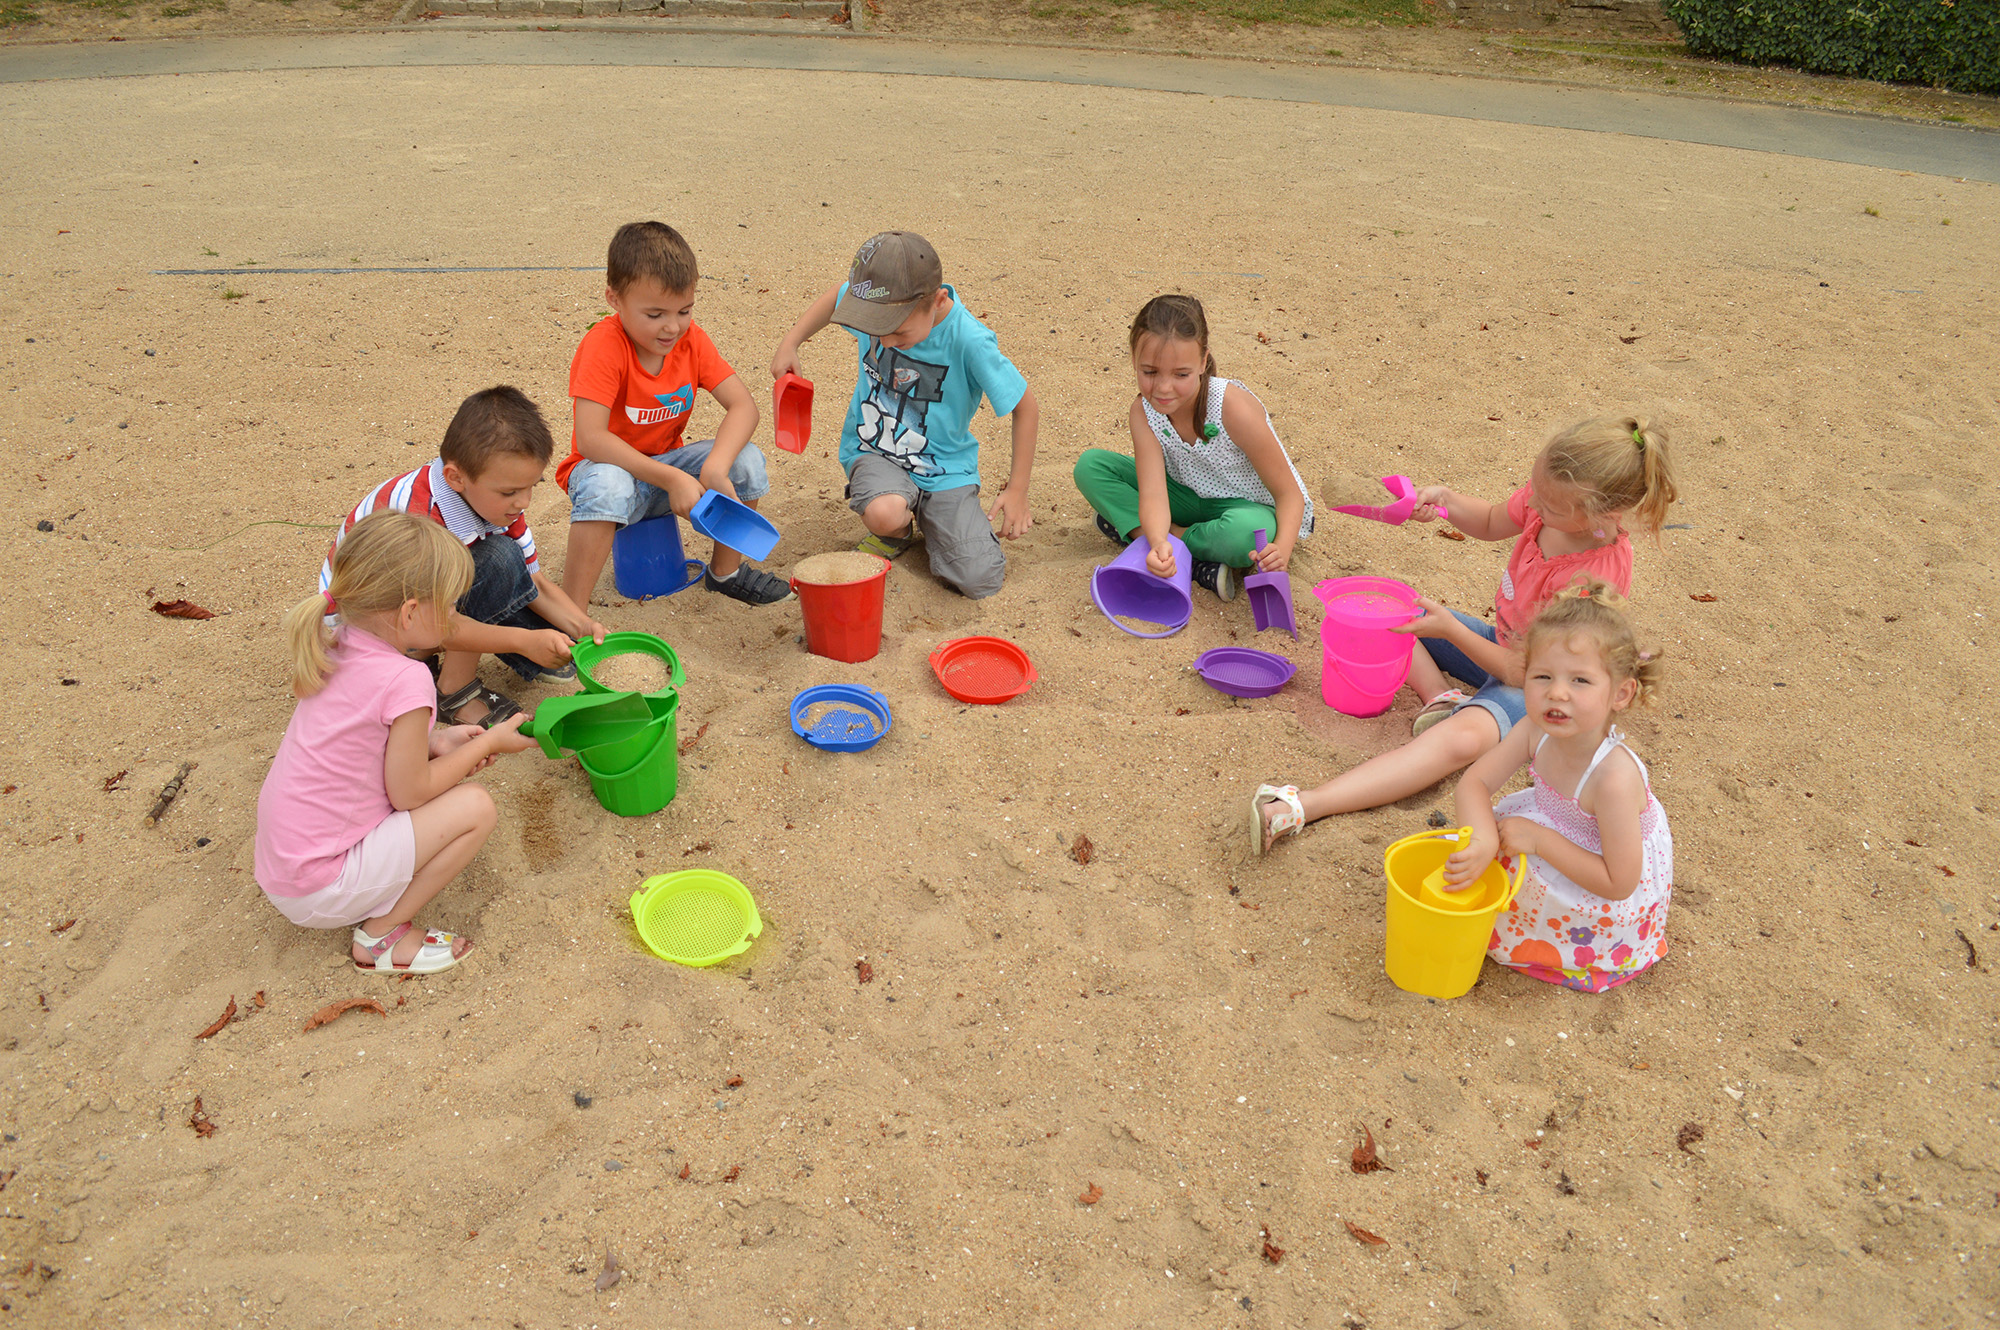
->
xmin=1520 ymin=578 xmax=1664 ymax=706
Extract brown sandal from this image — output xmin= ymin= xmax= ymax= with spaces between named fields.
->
xmin=437 ymin=680 xmax=521 ymax=728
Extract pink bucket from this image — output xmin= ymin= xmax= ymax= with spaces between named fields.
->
xmin=1315 ymin=577 xmax=1421 ymax=717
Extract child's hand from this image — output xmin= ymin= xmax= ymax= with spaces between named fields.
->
xmin=522 ymin=629 xmax=577 ymax=669
xmin=483 ymin=712 xmax=536 ymax=756
xmin=1411 ymin=484 xmax=1451 ymax=524
xmin=575 ymin=615 xmax=608 ymax=647
xmin=987 ymin=484 xmax=1033 ymax=539
xmin=1392 ymin=595 xmax=1457 ymax=638
xmin=1145 ymin=536 xmax=1177 ymax=579
xmin=697 ymin=466 xmax=739 ymax=502
xmin=1443 ymin=828 xmax=1500 ymax=888
xmin=1497 ymin=816 xmax=1542 ymax=860
xmin=770 ymin=345 xmax=803 ymax=381
xmin=1251 ymin=538 xmax=1293 ymax=573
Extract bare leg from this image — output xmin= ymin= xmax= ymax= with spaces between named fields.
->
xmin=353 ymin=785 xmax=495 ymax=966
xmin=862 ymin=493 xmax=916 ymax=540
xmin=706 ymin=495 xmax=762 ymax=578
xmin=1258 ymin=707 xmax=1502 ymax=852
xmin=562 ymin=520 xmax=616 ymax=606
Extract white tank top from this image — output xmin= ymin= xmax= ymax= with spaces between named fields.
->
xmin=1138 ymin=378 xmax=1314 ymax=539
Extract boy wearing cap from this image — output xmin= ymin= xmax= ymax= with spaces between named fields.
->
xmin=770 ymin=231 xmax=1038 ymax=600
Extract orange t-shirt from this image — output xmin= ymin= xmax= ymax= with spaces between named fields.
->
xmin=557 ymin=316 xmax=735 ymax=491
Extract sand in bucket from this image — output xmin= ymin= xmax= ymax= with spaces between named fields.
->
xmin=792 ymin=551 xmax=890 ymax=663
xmin=792 ymin=550 xmax=888 ymax=585
xmin=590 ymin=651 xmax=672 ymax=693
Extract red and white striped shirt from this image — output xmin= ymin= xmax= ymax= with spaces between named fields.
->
xmin=321 ymin=458 xmax=539 ymax=591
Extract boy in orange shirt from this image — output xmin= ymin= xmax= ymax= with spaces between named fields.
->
xmin=557 ymin=221 xmax=790 ymax=606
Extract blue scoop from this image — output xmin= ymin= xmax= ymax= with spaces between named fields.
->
xmin=687 ymin=491 xmax=781 ymax=563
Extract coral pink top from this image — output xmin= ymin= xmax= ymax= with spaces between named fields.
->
xmin=1494 ymin=485 xmax=1633 ymax=643
xmin=254 ymin=628 xmax=435 ymax=896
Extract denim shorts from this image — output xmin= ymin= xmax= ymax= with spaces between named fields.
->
xmin=458 ymin=533 xmax=546 ymax=681
xmin=1420 ymin=608 xmax=1527 ymax=739
xmin=566 ymin=439 xmax=770 ymax=526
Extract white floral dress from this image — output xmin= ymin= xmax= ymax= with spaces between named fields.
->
xmin=1488 ymin=728 xmax=1673 ymax=992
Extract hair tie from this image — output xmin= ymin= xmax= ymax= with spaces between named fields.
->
xmin=1199 ymin=423 xmax=1220 ymax=441
xmin=322 ymin=590 xmax=338 ymax=614
xmin=1631 ymin=426 xmax=1646 ymax=449
xmin=1638 ymin=651 xmax=1655 ymax=662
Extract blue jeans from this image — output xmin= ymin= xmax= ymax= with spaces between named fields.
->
xmin=1420 ymin=609 xmax=1527 ymax=739
xmin=458 ymin=534 xmax=546 ymax=681
xmin=566 ymin=439 xmax=771 ymax=526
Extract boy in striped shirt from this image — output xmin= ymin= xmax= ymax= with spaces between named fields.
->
xmin=325 ymin=386 xmax=605 ymax=726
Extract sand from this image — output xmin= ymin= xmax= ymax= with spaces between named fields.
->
xmin=589 ymin=651 xmax=675 ymax=695
xmin=793 ymin=550 xmax=890 ymax=586
xmin=0 ymin=50 xmax=1995 ymax=1329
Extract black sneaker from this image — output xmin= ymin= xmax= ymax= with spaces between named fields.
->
xmin=1094 ymin=513 xmax=1128 ymax=545
xmin=1192 ymin=559 xmax=1238 ymax=602
xmin=704 ymin=565 xmax=793 ymax=606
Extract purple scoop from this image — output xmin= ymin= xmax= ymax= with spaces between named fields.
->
xmin=1191 ymin=647 xmax=1297 ymax=699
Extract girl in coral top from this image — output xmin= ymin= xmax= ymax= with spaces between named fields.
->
xmin=1446 ymin=581 xmax=1673 ymax=991
xmin=1254 ymin=414 xmax=1677 ymax=852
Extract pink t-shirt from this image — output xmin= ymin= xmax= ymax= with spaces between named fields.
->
xmin=1495 ymin=484 xmax=1633 ymax=643
xmin=254 ymin=629 xmax=436 ymax=897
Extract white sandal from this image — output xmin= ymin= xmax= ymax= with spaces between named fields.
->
xmin=1251 ymin=784 xmax=1306 ymax=857
xmin=1411 ymin=689 xmax=1470 ymax=737
xmin=353 ymin=922 xmax=469 ymax=975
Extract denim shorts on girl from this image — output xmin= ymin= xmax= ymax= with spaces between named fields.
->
xmin=1419 ymin=609 xmax=1527 ymax=739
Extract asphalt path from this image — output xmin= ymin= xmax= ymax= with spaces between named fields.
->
xmin=1 ymin=28 xmax=1994 ymax=182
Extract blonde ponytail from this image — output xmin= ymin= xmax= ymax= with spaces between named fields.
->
xmin=1541 ymin=413 xmax=1679 ymax=538
xmin=288 ymin=511 xmax=473 ymax=697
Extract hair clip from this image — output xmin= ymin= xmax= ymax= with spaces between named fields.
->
xmin=1199 ymin=423 xmax=1220 ymax=441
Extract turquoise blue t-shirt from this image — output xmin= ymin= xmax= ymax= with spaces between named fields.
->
xmin=837 ymin=284 xmax=1028 ymax=493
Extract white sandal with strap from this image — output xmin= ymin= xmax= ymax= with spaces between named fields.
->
xmin=1251 ymin=784 xmax=1306 ymax=857
xmin=353 ymin=922 xmax=469 ymax=975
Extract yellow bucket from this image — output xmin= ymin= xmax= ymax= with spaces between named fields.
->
xmin=1382 ymin=827 xmax=1524 ymax=999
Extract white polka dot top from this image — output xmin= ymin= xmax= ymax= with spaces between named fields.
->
xmin=1138 ymin=378 xmax=1314 ymax=539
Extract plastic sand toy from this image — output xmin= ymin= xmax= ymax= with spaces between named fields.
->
xmin=790 ymin=684 xmax=892 ymax=753
xmin=630 ymin=870 xmax=762 ymax=966
xmin=930 ymin=637 xmax=1036 ymax=704
xmin=1381 ymin=826 xmax=1523 ymax=999
xmin=1191 ymin=647 xmax=1296 ymax=699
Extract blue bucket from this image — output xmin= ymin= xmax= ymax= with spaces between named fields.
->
xmin=613 ymin=515 xmax=704 ymax=600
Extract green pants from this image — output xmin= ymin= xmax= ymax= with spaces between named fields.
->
xmin=1072 ymin=448 xmax=1276 ymax=568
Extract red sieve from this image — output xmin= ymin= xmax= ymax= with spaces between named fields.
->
xmin=929 ymin=636 xmax=1037 ymax=704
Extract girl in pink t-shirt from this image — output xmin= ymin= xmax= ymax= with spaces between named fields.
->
xmin=255 ymin=512 xmax=534 ymax=974
xmin=1254 ymin=414 xmax=1677 ymax=854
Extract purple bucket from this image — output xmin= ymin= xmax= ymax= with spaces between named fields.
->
xmin=1092 ymin=533 xmax=1194 ymax=638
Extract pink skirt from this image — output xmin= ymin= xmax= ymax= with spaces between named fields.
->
xmin=263 ymin=812 xmax=416 ymax=929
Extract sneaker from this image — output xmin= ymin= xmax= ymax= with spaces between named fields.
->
xmin=1191 ymin=559 xmax=1237 ymax=602
xmin=703 ymin=565 xmax=793 ymax=606
xmin=1094 ymin=513 xmax=1128 ymax=545
xmin=532 ymin=662 xmax=578 ymax=683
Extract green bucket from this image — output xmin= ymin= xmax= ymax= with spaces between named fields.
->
xmin=574 ymin=632 xmax=686 ymax=695
xmin=576 ymin=691 xmax=680 ymax=817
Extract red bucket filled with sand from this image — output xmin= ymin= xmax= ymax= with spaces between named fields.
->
xmin=790 ymin=551 xmax=890 ymax=663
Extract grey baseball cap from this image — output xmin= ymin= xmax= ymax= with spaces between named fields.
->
xmin=830 ymin=231 xmax=943 ymax=337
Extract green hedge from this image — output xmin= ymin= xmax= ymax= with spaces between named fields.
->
xmin=1660 ymin=0 xmax=2000 ymax=96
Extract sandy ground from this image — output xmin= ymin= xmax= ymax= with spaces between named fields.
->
xmin=0 ymin=51 xmax=1996 ymax=1329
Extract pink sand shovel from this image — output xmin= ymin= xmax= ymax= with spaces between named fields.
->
xmin=1242 ymin=529 xmax=1297 ymax=639
xmin=1333 ymin=475 xmax=1424 ymax=525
